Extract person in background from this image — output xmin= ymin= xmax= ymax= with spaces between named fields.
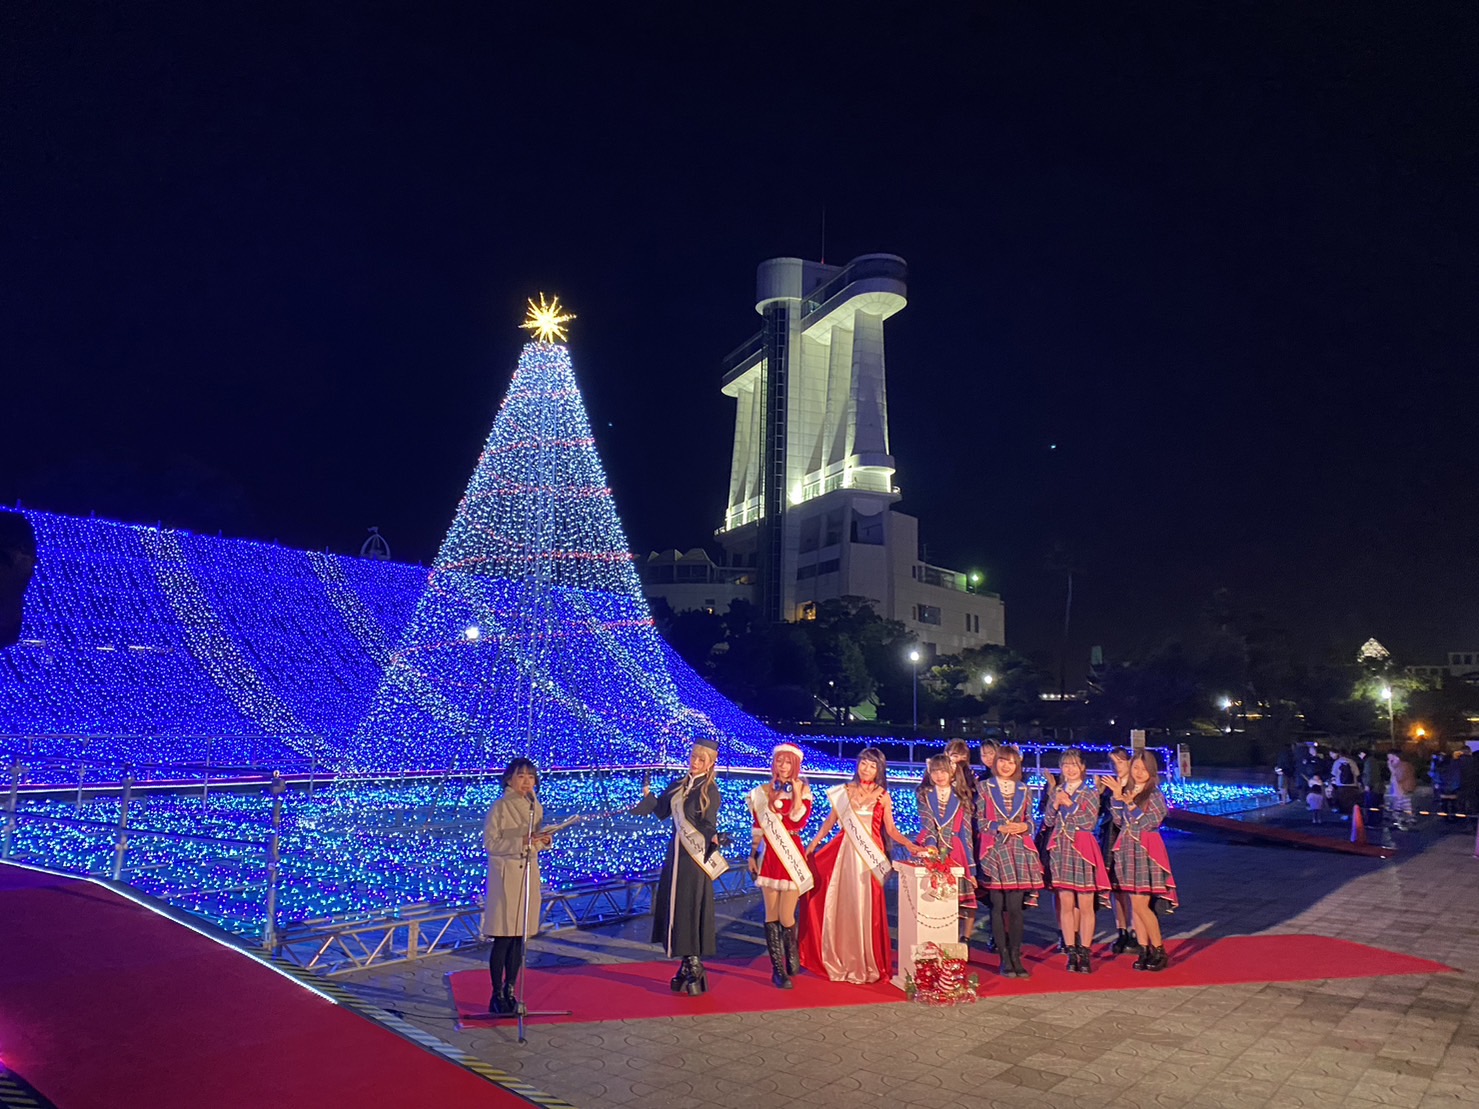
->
xmin=1306 ymin=773 xmax=1327 ymax=824
xmin=1387 ymin=752 xmax=1417 ymax=832
xmin=944 ymin=739 xmax=980 ymax=940
xmin=1100 ymin=747 xmax=1138 ymax=956
xmin=1329 ymin=750 xmax=1360 ymax=817
xmin=482 ymin=757 xmax=551 ymax=1016
xmin=1436 ymin=750 xmax=1462 ymax=820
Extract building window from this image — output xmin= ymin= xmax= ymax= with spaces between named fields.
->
xmin=918 ymin=605 xmax=942 ymax=626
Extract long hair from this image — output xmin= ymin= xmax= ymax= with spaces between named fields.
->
xmin=690 ymin=745 xmax=718 ymax=816
xmin=917 ymin=754 xmax=955 ymax=803
xmin=1129 ymin=750 xmax=1161 ymax=806
xmin=993 ymin=745 xmax=1024 ymax=783
xmin=500 ymin=757 xmax=540 ymax=792
xmin=854 ymin=746 xmax=889 ymax=790
xmin=1109 ymin=746 xmax=1131 ymax=776
xmin=944 ymin=738 xmax=975 ymax=801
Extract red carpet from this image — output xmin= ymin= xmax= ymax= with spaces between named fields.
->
xmin=450 ymin=934 xmax=1451 ymax=1027
xmin=0 ymin=864 xmax=527 ymax=1109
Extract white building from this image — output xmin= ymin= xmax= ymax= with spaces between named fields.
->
xmin=1409 ymin=650 xmax=1479 ymax=686
xmin=643 ymin=254 xmax=1004 ymax=658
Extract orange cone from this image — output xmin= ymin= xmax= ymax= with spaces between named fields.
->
xmin=1350 ymin=803 xmax=1367 ymax=845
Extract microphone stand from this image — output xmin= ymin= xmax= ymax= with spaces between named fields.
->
xmin=513 ymin=791 xmax=571 ymax=1044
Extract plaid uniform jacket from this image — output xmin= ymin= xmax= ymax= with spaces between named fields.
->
xmin=977 ymin=780 xmax=1045 ymax=890
xmin=1043 ymin=783 xmax=1109 ymax=892
xmin=1110 ymin=790 xmax=1176 ymax=896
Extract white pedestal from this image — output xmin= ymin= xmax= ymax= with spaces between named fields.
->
xmin=891 ymin=860 xmax=965 ymax=991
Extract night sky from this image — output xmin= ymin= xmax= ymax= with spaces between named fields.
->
xmin=5 ymin=4 xmax=1475 ymax=667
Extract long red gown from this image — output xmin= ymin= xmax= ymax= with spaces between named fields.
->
xmin=798 ymin=796 xmax=893 ymax=984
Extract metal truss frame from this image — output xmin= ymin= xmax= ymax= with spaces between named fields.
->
xmin=275 ymin=866 xmax=754 ymax=976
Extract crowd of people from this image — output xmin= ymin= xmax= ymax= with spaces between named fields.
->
xmin=479 ymin=739 xmax=1180 ymax=1011
xmin=1277 ymin=740 xmax=1479 ymax=830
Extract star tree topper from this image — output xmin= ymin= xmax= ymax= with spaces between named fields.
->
xmin=520 ymin=292 xmax=576 ymax=343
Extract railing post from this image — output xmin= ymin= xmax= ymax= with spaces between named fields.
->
xmin=262 ymin=771 xmax=285 ymax=953
xmin=111 ymin=771 xmax=134 ymax=882
xmin=2 ymin=760 xmax=21 ymax=860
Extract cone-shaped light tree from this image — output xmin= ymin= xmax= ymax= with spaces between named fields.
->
xmin=350 ymin=297 xmax=740 ymax=771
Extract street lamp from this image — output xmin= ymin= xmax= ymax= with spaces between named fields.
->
xmin=1218 ymin=695 xmax=1233 ymax=734
xmin=908 ymin=648 xmax=921 ymax=731
xmin=1381 ymin=686 xmax=1395 ymax=744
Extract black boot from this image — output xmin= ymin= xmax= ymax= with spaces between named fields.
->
xmin=670 ymin=959 xmax=689 ymax=992
xmin=682 ymin=956 xmax=708 ymax=995
xmin=1132 ymin=943 xmax=1151 ymax=970
xmin=501 ymin=984 xmax=519 ymax=1014
xmin=1146 ymin=945 xmax=1169 ymax=972
xmin=765 ymin=921 xmax=792 ymax=989
xmin=1076 ymin=945 xmax=1092 ymax=974
xmin=783 ymin=923 xmax=801 ymax=978
xmin=1112 ymin=928 xmax=1140 ymax=955
xmin=1065 ymin=945 xmax=1081 ymax=973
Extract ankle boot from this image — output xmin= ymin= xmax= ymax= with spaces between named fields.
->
xmin=765 ymin=921 xmax=792 ymax=989
xmin=1146 ymin=945 xmax=1168 ymax=972
xmin=1012 ymin=946 xmax=1030 ymax=979
xmin=1132 ymin=944 xmax=1151 ymax=971
xmin=783 ymin=923 xmax=801 ymax=977
xmin=1076 ymin=945 xmax=1092 ymax=974
xmin=1111 ymin=928 xmax=1139 ymax=955
xmin=682 ymin=957 xmax=708 ymax=995
xmin=670 ymin=959 xmax=689 ymax=992
xmin=1065 ymin=945 xmax=1081 ymax=973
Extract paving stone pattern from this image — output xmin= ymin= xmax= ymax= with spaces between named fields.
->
xmin=340 ymin=817 xmax=1479 ymax=1108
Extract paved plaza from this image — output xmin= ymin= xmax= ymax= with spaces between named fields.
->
xmin=340 ymin=815 xmax=1479 ymax=1109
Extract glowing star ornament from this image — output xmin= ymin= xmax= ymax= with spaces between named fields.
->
xmin=520 ymin=292 xmax=576 ymax=343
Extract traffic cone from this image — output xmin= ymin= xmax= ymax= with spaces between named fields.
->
xmin=1350 ymin=803 xmax=1367 ymax=845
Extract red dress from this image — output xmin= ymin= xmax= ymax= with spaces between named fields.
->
xmin=749 ymin=781 xmax=814 ymax=890
xmin=799 ymin=790 xmax=892 ymax=983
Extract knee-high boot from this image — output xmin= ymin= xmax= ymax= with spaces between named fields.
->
xmin=782 ymin=922 xmax=800 ymax=977
xmin=765 ymin=921 xmax=792 ymax=989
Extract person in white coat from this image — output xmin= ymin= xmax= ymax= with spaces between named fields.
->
xmin=482 ymin=757 xmax=551 ymax=1015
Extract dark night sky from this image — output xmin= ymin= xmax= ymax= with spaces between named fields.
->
xmin=4 ymin=3 xmax=1476 ymax=667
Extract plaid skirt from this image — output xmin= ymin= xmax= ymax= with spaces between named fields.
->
xmin=980 ymin=836 xmax=1044 ymax=891
xmin=1111 ymin=833 xmax=1176 ymax=898
xmin=1047 ymin=833 xmax=1109 ymax=893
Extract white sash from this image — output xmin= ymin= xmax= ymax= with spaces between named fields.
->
xmin=748 ymin=784 xmax=815 ymax=894
xmin=828 ymin=783 xmax=891 ymax=884
xmin=671 ymin=779 xmax=728 ymax=881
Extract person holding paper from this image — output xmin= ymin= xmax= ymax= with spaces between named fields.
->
xmin=481 ymin=757 xmax=552 ymax=1015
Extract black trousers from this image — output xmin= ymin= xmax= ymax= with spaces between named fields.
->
xmin=989 ymin=889 xmax=1025 ymax=955
xmin=488 ymin=936 xmax=524 ymax=991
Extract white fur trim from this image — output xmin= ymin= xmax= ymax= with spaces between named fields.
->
xmin=772 ymin=743 xmax=804 ymax=762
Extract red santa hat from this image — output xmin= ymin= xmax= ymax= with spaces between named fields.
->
xmin=772 ymin=742 xmax=804 ymax=763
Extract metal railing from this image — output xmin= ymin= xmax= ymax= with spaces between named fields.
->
xmin=1 ymin=759 xmax=286 ymax=949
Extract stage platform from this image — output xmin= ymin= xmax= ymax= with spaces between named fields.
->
xmin=0 ymin=863 xmax=562 ymax=1109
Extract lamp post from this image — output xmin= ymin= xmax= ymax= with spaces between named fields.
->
xmin=1218 ymin=695 xmax=1233 ymax=734
xmin=909 ymin=649 xmax=921 ymax=733
xmin=1381 ymin=686 xmax=1395 ymax=744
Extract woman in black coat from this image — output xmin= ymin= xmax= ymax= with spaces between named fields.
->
xmin=631 ymin=737 xmax=727 ymax=994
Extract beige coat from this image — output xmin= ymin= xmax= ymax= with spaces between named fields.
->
xmin=482 ymin=792 xmax=546 ymax=937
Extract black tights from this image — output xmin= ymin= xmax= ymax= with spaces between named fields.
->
xmin=488 ymin=936 xmax=524 ymax=993
xmin=990 ymin=889 xmax=1025 ymax=955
